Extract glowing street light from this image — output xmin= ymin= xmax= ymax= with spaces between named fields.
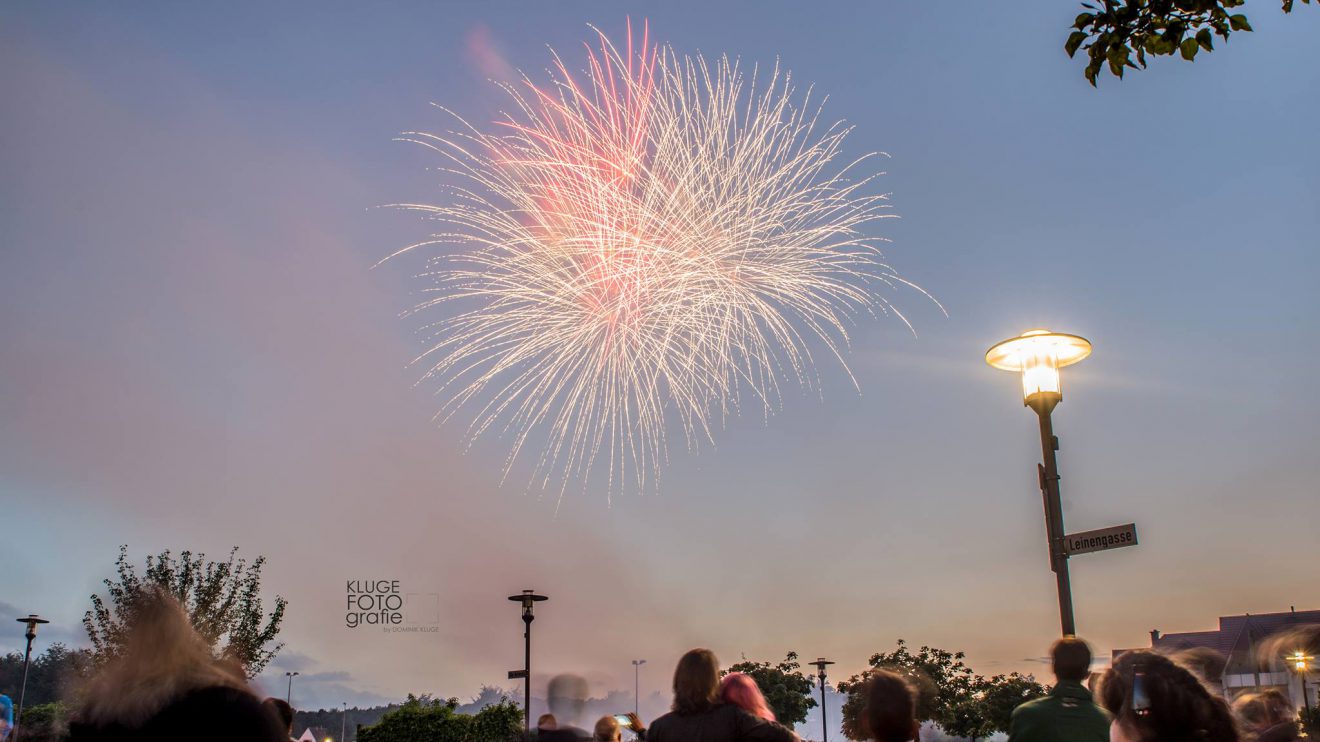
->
xmin=1290 ymin=651 xmax=1314 ymax=712
xmin=811 ymin=658 xmax=835 ymax=742
xmin=13 ymin=614 xmax=49 ymax=742
xmin=507 ymin=590 xmax=548 ymax=735
xmin=987 ymin=329 xmax=1092 ymax=636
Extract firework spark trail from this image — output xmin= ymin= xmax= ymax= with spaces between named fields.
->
xmin=388 ymin=21 xmax=934 ymax=501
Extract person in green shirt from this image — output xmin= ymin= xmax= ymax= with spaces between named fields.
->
xmin=1008 ymin=637 xmax=1110 ymax=742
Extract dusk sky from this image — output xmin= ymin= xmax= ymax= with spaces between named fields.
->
xmin=2 ymin=0 xmax=1318 ymax=721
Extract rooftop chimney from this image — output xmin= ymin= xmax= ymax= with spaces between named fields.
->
xmin=1150 ymin=629 xmax=1161 ymax=644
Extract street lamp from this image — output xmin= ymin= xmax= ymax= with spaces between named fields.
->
xmin=13 ymin=614 xmax=49 ymax=742
xmin=631 ymin=659 xmax=646 ymax=715
xmin=342 ymin=701 xmax=348 ymax=742
xmin=987 ymin=329 xmax=1092 ymax=637
xmin=811 ymin=658 xmax=834 ymax=742
xmin=507 ymin=590 xmax=548 ymax=735
xmin=285 ymin=671 xmax=300 ymax=705
xmin=1290 ymin=651 xmax=1313 ymax=712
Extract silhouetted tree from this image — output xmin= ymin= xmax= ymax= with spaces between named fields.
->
xmin=356 ymin=694 xmax=520 ymax=742
xmin=725 ymin=652 xmax=818 ymax=727
xmin=835 ymin=640 xmax=978 ymax=741
xmin=83 ymin=545 xmax=286 ymax=677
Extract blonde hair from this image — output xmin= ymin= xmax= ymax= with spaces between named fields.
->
xmin=78 ymin=586 xmax=248 ymax=726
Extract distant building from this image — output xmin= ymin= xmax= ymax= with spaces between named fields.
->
xmin=1114 ymin=607 xmax=1320 ymax=709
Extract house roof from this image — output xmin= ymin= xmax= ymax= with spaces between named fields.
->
xmin=1111 ymin=609 xmax=1320 ymax=666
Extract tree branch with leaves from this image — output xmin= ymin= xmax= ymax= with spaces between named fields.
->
xmin=83 ymin=545 xmax=287 ymax=677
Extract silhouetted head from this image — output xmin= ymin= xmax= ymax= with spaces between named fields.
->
xmin=77 ymin=586 xmax=248 ymax=726
xmin=536 ymin=713 xmax=557 ymax=730
xmin=671 ymin=648 xmax=721 ymax=715
xmin=592 ymin=715 xmax=621 ymax=742
xmin=719 ymin=672 xmax=775 ymax=721
xmin=1051 ymin=636 xmax=1093 ymax=683
xmin=263 ymin=698 xmax=294 ymax=733
xmin=547 ymin=674 xmax=588 ymax=726
xmin=1099 ymin=651 xmax=1239 ymax=742
xmin=1231 ymin=689 xmax=1295 ymax=733
xmin=863 ymin=669 xmax=919 ymax=742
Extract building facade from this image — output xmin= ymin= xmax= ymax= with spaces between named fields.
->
xmin=1113 ymin=608 xmax=1319 ymax=710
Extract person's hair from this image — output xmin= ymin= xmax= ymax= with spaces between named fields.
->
xmin=719 ymin=672 xmax=775 ymax=721
xmin=537 ymin=713 xmax=558 ymax=730
xmin=1051 ymin=637 xmax=1093 ymax=682
xmin=864 ymin=670 xmax=918 ymax=742
xmin=263 ymin=697 xmax=294 ymax=731
xmin=1099 ymin=651 xmax=1239 ymax=742
xmin=592 ymin=715 xmax=621 ymax=742
xmin=672 ymin=648 xmax=721 ymax=715
xmin=76 ymin=586 xmax=249 ymax=727
xmin=1232 ymin=689 xmax=1294 ymax=731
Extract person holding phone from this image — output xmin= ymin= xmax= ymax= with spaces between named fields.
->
xmin=1008 ymin=637 xmax=1110 ymax=742
xmin=1098 ymin=650 xmax=1240 ymax=742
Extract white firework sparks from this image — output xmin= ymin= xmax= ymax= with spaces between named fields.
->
xmin=388 ymin=23 xmax=930 ymax=499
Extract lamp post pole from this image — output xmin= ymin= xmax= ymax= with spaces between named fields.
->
xmin=286 ymin=671 xmax=299 ymax=705
xmin=812 ymin=658 xmax=834 ymax=742
xmin=342 ymin=701 xmax=348 ymax=742
xmin=632 ymin=659 xmax=646 ymax=715
xmin=508 ymin=590 xmax=548 ymax=735
xmin=987 ymin=329 xmax=1092 ymax=638
xmin=1292 ymin=653 xmax=1313 ymax=712
xmin=1029 ymin=392 xmax=1076 ymax=637
xmin=14 ymin=614 xmax=49 ymax=742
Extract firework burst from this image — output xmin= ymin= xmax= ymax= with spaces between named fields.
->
xmin=388 ymin=22 xmax=930 ymax=499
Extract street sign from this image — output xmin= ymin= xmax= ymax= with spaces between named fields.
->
xmin=507 ymin=670 xmax=528 ymax=680
xmin=1064 ymin=523 xmax=1138 ymax=556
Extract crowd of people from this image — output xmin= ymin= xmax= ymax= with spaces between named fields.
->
xmin=6 ymin=588 xmax=1311 ymax=741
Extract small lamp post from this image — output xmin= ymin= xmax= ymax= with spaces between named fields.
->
xmin=13 ymin=614 xmax=49 ymax=742
xmin=1291 ymin=651 xmax=1314 ymax=712
xmin=987 ymin=329 xmax=1092 ymax=637
xmin=285 ymin=671 xmax=300 ymax=705
xmin=342 ymin=701 xmax=348 ymax=742
xmin=811 ymin=658 xmax=834 ymax=742
xmin=631 ymin=659 xmax=646 ymax=715
xmin=508 ymin=590 xmax=548 ymax=734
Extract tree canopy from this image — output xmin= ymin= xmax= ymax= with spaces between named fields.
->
xmin=1067 ymin=0 xmax=1313 ymax=85
xmin=356 ymin=694 xmax=521 ymax=742
xmin=82 ymin=545 xmax=287 ymax=677
xmin=834 ymin=640 xmax=1047 ymax=741
xmin=725 ymin=651 xmax=818 ymax=727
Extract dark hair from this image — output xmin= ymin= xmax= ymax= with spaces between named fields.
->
xmin=1099 ymin=651 xmax=1239 ymax=742
xmin=1051 ymin=637 xmax=1093 ymax=682
xmin=864 ymin=670 xmax=918 ymax=742
xmin=263 ymin=697 xmax=294 ymax=731
xmin=672 ymin=648 xmax=721 ymax=715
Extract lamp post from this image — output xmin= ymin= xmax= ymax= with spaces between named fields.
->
xmin=987 ymin=329 xmax=1092 ymax=637
xmin=508 ymin=590 xmax=548 ymax=735
xmin=631 ymin=659 xmax=646 ymax=715
xmin=342 ymin=701 xmax=348 ymax=742
xmin=13 ymin=614 xmax=49 ymax=742
xmin=1291 ymin=651 xmax=1313 ymax=712
xmin=811 ymin=658 xmax=834 ymax=742
xmin=285 ymin=671 xmax=300 ymax=705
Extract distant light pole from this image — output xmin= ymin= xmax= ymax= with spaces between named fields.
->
xmin=811 ymin=658 xmax=834 ymax=742
xmin=341 ymin=701 xmax=348 ymax=742
xmin=13 ymin=614 xmax=49 ymax=742
xmin=508 ymin=590 xmax=548 ymax=735
xmin=987 ymin=329 xmax=1092 ymax=637
xmin=285 ymin=671 xmax=300 ymax=705
xmin=1291 ymin=651 xmax=1314 ymax=712
xmin=631 ymin=659 xmax=647 ymax=714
